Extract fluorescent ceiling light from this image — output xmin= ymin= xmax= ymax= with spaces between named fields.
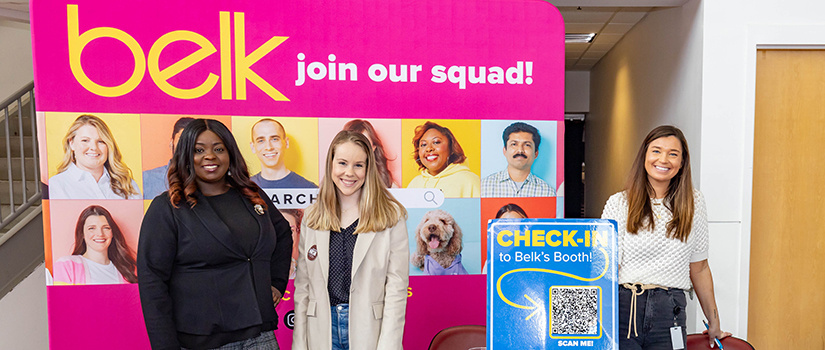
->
xmin=565 ymin=33 xmax=596 ymax=43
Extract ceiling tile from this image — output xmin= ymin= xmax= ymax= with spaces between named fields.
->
xmin=578 ymin=58 xmax=602 ymax=65
xmin=558 ymin=10 xmax=615 ymax=23
xmin=565 ymin=42 xmax=591 ymax=51
xmin=557 ymin=6 xmax=621 ymax=12
xmin=592 ymin=33 xmax=623 ymax=45
xmin=575 ymin=6 xmax=622 ymax=12
xmin=620 ymin=7 xmax=652 ymax=12
xmin=589 ymin=42 xmax=615 ymax=51
xmin=565 ymin=51 xmax=583 ymax=59
xmin=601 ymin=23 xmax=635 ymax=35
xmin=565 ymin=23 xmax=605 ymax=33
xmin=611 ymin=10 xmax=648 ymax=23
xmin=581 ymin=50 xmax=608 ymax=59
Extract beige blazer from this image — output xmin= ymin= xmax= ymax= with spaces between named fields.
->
xmin=292 ymin=219 xmax=409 ymax=350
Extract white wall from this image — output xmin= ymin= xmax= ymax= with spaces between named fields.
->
xmin=0 ymin=19 xmax=44 ymax=348
xmin=564 ymin=71 xmax=590 ymax=112
xmin=701 ymin=0 xmax=825 ymax=339
xmin=0 ymin=19 xmax=33 ymax=101
xmin=0 ymin=264 xmax=49 ymax=350
xmin=586 ymin=0 xmax=706 ymax=333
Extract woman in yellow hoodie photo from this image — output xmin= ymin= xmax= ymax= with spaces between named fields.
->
xmin=407 ymin=121 xmax=480 ymax=197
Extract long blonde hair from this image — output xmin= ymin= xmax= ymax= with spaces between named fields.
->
xmin=625 ymin=125 xmax=694 ymax=242
xmin=305 ymin=131 xmax=406 ymax=233
xmin=58 ymin=115 xmax=138 ymax=199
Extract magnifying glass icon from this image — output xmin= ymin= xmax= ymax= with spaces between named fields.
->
xmin=424 ymin=191 xmax=439 ymax=206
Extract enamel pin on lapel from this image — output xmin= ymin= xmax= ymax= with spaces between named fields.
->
xmin=254 ymin=204 xmax=264 ymax=215
xmin=308 ymin=245 xmax=318 ymax=261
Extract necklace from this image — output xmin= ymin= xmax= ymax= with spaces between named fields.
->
xmin=651 ymin=198 xmax=663 ymax=219
xmin=340 ymin=205 xmax=360 ymax=229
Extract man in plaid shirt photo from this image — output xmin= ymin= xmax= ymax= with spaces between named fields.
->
xmin=481 ymin=122 xmax=555 ymax=198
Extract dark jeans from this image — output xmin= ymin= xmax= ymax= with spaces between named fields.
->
xmin=619 ymin=286 xmax=687 ymax=350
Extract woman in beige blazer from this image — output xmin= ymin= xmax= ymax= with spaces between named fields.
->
xmin=293 ymin=130 xmax=409 ymax=350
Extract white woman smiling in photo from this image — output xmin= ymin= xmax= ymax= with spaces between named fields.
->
xmin=601 ymin=125 xmax=731 ymax=349
xmin=407 ymin=121 xmax=479 ymax=197
xmin=49 ymin=114 xmax=141 ymax=199
xmin=53 ymin=205 xmax=137 ymax=285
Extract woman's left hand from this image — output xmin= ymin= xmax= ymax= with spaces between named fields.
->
xmin=271 ymin=286 xmax=283 ymax=308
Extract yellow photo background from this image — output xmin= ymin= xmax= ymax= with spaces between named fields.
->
xmin=37 ymin=112 xmax=48 ymax=184
xmin=401 ymin=119 xmax=481 ymax=187
xmin=231 ymin=116 xmax=320 ymax=184
xmin=45 ymin=112 xmax=143 ymax=193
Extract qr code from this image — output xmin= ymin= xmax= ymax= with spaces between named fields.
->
xmin=550 ymin=286 xmax=599 ymax=335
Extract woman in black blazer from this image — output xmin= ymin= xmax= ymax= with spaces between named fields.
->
xmin=138 ymin=119 xmax=292 ymax=350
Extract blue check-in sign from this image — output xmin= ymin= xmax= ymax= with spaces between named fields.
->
xmin=487 ymin=219 xmax=619 ymax=350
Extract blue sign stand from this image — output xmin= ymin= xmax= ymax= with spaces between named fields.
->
xmin=487 ymin=219 xmax=618 ymax=349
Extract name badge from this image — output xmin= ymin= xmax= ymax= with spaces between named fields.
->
xmin=670 ymin=326 xmax=684 ymax=350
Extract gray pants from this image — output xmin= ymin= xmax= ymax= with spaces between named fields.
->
xmin=183 ymin=331 xmax=280 ymax=350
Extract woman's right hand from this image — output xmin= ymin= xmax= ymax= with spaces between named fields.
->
xmin=702 ymin=328 xmax=732 ymax=348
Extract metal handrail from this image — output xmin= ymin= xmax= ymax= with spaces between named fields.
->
xmin=0 ymin=82 xmax=34 ymax=111
xmin=0 ymin=81 xmax=41 ymax=231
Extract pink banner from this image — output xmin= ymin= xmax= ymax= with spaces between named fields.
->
xmin=33 ymin=0 xmax=564 ymax=348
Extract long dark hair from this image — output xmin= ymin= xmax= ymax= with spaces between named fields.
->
xmin=625 ymin=125 xmax=694 ymax=242
xmin=71 ymin=205 xmax=137 ymax=283
xmin=167 ymin=119 xmax=265 ymax=208
xmin=344 ymin=119 xmax=395 ymax=187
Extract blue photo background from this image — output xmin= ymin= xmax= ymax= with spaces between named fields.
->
xmin=406 ymin=198 xmax=481 ymax=275
xmin=479 ymin=120 xmax=558 ymax=191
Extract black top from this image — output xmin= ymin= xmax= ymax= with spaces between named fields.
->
xmin=181 ymin=188 xmax=265 ymax=349
xmin=137 ymin=189 xmax=292 ymax=350
xmin=328 ymin=219 xmax=359 ymax=306
xmin=204 ymin=188 xmax=259 ymax=256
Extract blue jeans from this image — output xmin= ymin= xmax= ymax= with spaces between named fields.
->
xmin=619 ymin=286 xmax=687 ymax=350
xmin=331 ymin=304 xmax=350 ymax=350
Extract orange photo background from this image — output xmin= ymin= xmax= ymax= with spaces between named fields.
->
xmin=140 ymin=114 xmax=228 ymax=170
xmin=480 ymin=197 xmax=556 ymax=266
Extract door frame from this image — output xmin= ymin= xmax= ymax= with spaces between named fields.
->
xmin=739 ymin=25 xmax=825 ymax=339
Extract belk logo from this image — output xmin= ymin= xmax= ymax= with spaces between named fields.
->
xmin=67 ymin=4 xmax=289 ymax=101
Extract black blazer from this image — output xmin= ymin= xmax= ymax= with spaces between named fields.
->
xmin=137 ymin=189 xmax=292 ymax=349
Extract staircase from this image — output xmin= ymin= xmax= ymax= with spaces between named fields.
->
xmin=0 ymin=82 xmax=44 ymax=300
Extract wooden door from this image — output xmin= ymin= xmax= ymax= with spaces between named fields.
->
xmin=750 ymin=49 xmax=825 ymax=349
